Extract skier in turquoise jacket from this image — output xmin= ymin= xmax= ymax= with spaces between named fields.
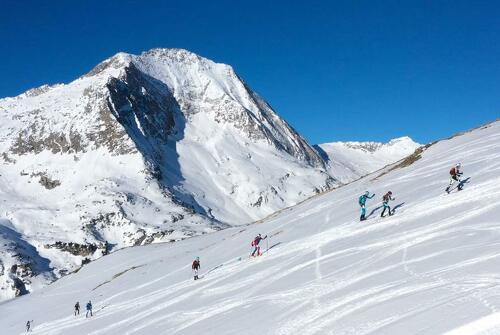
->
xmin=359 ymin=191 xmax=375 ymax=221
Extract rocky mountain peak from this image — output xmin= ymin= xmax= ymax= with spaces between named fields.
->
xmin=0 ymin=48 xmax=337 ymax=300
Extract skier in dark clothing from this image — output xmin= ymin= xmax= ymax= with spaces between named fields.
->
xmin=446 ymin=163 xmax=463 ymax=193
xmin=86 ymin=301 xmax=93 ymax=318
xmin=358 ymin=191 xmax=375 ymax=221
xmin=74 ymin=301 xmax=80 ymax=316
xmin=26 ymin=320 xmax=32 ymax=332
xmin=381 ymin=191 xmax=395 ymax=217
xmin=251 ymin=234 xmax=267 ymax=257
xmin=192 ymin=257 xmax=201 ymax=280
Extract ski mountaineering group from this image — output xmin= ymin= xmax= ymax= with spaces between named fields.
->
xmin=21 ymin=164 xmax=467 ymax=332
xmin=359 ymin=163 xmax=466 ymax=221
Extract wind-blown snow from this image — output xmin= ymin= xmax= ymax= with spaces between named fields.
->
xmin=0 ymin=121 xmax=498 ymax=334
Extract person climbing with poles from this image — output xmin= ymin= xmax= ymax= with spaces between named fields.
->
xmin=192 ymin=257 xmax=201 ymax=280
xmin=446 ymin=163 xmax=463 ymax=193
xmin=26 ymin=320 xmax=33 ymax=332
xmin=381 ymin=191 xmax=395 ymax=217
xmin=74 ymin=301 xmax=80 ymax=316
xmin=358 ymin=191 xmax=375 ymax=221
xmin=251 ymin=233 xmax=267 ymax=257
xmin=86 ymin=301 xmax=93 ymax=318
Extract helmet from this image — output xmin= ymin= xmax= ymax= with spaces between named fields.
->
xmin=456 ymin=163 xmax=461 ymax=168
xmin=388 ymin=191 xmax=392 ymax=194
xmin=258 ymin=233 xmax=261 ymax=236
xmin=196 ymin=257 xmax=199 ymax=261
xmin=364 ymin=191 xmax=369 ymax=196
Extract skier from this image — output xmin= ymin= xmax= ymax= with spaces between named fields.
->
xmin=358 ymin=191 xmax=375 ymax=221
xmin=251 ymin=233 xmax=267 ymax=257
xmin=74 ymin=301 xmax=80 ymax=316
xmin=445 ymin=163 xmax=463 ymax=193
xmin=380 ymin=191 xmax=395 ymax=217
xmin=86 ymin=301 xmax=93 ymax=318
xmin=192 ymin=257 xmax=201 ymax=280
xmin=26 ymin=320 xmax=32 ymax=332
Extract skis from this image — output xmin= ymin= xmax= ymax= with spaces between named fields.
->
xmin=446 ymin=177 xmax=471 ymax=193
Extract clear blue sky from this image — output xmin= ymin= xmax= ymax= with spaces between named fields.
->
xmin=1 ymin=0 xmax=498 ymax=144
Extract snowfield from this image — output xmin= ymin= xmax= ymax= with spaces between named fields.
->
xmin=0 ymin=120 xmax=498 ymax=334
xmin=317 ymin=137 xmax=421 ymax=183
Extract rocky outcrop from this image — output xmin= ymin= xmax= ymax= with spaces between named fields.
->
xmin=45 ymin=242 xmax=100 ymax=257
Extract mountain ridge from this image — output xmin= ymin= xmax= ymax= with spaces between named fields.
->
xmin=316 ymin=136 xmax=421 ymax=183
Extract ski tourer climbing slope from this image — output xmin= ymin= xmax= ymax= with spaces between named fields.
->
xmin=192 ymin=257 xmax=201 ymax=280
xmin=381 ymin=191 xmax=395 ymax=217
xmin=85 ymin=301 xmax=93 ymax=318
xmin=358 ymin=191 xmax=375 ymax=221
xmin=446 ymin=163 xmax=464 ymax=193
xmin=251 ymin=234 xmax=267 ymax=257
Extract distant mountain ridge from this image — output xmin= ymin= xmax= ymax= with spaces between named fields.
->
xmin=316 ymin=136 xmax=421 ymax=183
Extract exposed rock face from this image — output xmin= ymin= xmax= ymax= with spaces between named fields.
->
xmin=11 ymin=276 xmax=28 ymax=297
xmin=0 ymin=221 xmax=55 ymax=301
xmin=45 ymin=242 xmax=100 ymax=257
xmin=29 ymin=172 xmax=62 ymax=189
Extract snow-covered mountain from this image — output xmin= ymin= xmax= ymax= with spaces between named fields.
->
xmin=0 ymin=120 xmax=498 ymax=335
xmin=316 ymin=136 xmax=421 ymax=183
xmin=0 ymin=49 xmax=338 ymax=300
xmin=0 ymin=48 xmax=421 ymax=301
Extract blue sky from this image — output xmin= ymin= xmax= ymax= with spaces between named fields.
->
xmin=1 ymin=0 xmax=498 ymax=144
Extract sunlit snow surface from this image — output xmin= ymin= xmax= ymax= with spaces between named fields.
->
xmin=318 ymin=136 xmax=421 ymax=183
xmin=1 ymin=121 xmax=499 ymax=334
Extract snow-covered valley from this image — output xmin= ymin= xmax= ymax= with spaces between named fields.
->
xmin=1 ymin=119 xmax=498 ymax=334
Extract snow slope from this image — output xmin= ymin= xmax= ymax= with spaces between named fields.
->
xmin=0 ymin=120 xmax=498 ymax=334
xmin=317 ymin=137 xmax=421 ymax=183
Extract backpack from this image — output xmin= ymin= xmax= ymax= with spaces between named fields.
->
xmin=450 ymin=167 xmax=456 ymax=175
xmin=358 ymin=195 xmax=364 ymax=205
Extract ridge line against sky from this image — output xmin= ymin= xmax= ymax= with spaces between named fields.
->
xmin=0 ymin=0 xmax=499 ymax=144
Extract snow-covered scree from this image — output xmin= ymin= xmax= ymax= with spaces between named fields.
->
xmin=0 ymin=121 xmax=498 ymax=334
xmin=316 ymin=137 xmax=421 ymax=183
xmin=0 ymin=48 xmax=414 ymax=301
